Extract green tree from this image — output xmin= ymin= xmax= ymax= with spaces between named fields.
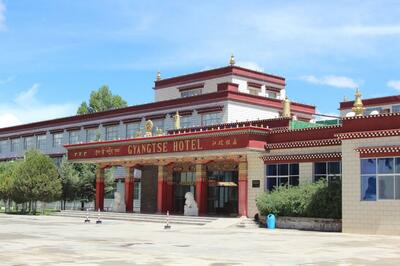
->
xmin=77 ymin=85 xmax=128 ymax=115
xmin=74 ymin=163 xmax=114 ymax=210
xmin=0 ymin=161 xmax=20 ymax=212
xmin=58 ymin=157 xmax=80 ymax=210
xmin=13 ymin=150 xmax=62 ymax=213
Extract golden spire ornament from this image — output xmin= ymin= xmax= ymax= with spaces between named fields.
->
xmin=229 ymin=54 xmax=235 ymax=66
xmin=352 ymin=88 xmax=364 ymax=116
xmin=173 ymin=111 xmax=181 ymax=130
xmin=156 ymin=71 xmax=161 ymax=81
xmin=282 ymin=96 xmax=291 ymax=118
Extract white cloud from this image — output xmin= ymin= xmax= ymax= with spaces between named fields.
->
xmin=0 ymin=84 xmax=77 ymax=128
xmin=236 ymin=61 xmax=264 ymax=72
xmin=0 ymin=75 xmax=15 ymax=85
xmin=14 ymin=83 xmax=39 ymax=105
xmin=0 ymin=0 xmax=6 ymax=31
xmin=300 ymin=75 xmax=358 ymax=89
xmin=387 ymin=80 xmax=400 ymax=91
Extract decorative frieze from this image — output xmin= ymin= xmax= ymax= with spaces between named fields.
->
xmin=261 ymin=152 xmax=342 ymax=163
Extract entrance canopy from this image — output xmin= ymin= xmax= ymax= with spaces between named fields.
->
xmin=64 ymin=125 xmax=269 ymax=164
xmin=64 ymin=125 xmax=269 ymax=217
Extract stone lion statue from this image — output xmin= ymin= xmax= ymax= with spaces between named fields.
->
xmin=184 ymin=192 xmax=199 ymax=216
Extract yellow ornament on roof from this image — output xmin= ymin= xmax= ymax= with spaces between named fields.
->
xmin=229 ymin=54 xmax=235 ymax=66
xmin=173 ymin=111 xmax=181 ymax=130
xmin=282 ymin=96 xmax=291 ymax=118
xmin=352 ymin=88 xmax=364 ymax=116
xmin=156 ymin=71 xmax=161 ymax=81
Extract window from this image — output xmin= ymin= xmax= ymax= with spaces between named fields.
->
xmin=265 ymin=163 xmax=299 ymax=191
xmin=126 ymin=123 xmax=140 ymax=138
xmin=53 ymin=133 xmax=63 ymax=147
xmin=69 ymin=131 xmax=80 ymax=144
xmin=181 ymin=116 xmax=192 ymax=128
xmin=364 ymin=107 xmax=383 ymax=115
xmin=181 ymin=88 xmax=201 ymax=98
xmin=361 ymin=157 xmax=400 ymax=201
xmin=24 ymin=136 xmax=35 ymax=150
xmin=11 ymin=138 xmax=20 ymax=152
xmin=86 ymin=128 xmax=98 ymax=142
xmin=105 ymin=126 xmax=118 ymax=141
xmin=248 ymin=88 xmax=260 ymax=96
xmin=36 ymin=135 xmax=47 ymax=150
xmin=201 ymin=112 xmax=222 ymax=126
xmin=0 ymin=140 xmax=8 ymax=153
xmin=392 ymin=105 xmax=400 ymax=113
xmin=314 ymin=161 xmax=341 ymax=182
xmin=268 ymin=91 xmax=278 ymax=99
xmin=152 ymin=119 xmax=164 ymax=135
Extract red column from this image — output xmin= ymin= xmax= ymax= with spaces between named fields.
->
xmin=238 ymin=160 xmax=248 ymax=217
xmin=157 ymin=165 xmax=167 ymax=213
xmin=195 ymin=163 xmax=208 ymax=215
xmin=125 ymin=166 xmax=134 ymax=213
xmin=95 ymin=167 xmax=105 ymax=211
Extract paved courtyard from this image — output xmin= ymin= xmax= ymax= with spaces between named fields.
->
xmin=0 ymin=214 xmax=400 ymax=265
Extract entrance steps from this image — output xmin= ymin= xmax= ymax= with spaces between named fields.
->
xmin=235 ymin=216 xmax=261 ymax=229
xmin=52 ymin=210 xmax=219 ymax=226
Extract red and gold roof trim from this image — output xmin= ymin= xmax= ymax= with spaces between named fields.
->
xmin=261 ymin=152 xmax=342 ymax=164
xmin=355 ymin=146 xmax=400 ymax=158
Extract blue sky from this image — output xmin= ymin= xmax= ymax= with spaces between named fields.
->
xmin=1 ymin=0 xmax=400 ymax=127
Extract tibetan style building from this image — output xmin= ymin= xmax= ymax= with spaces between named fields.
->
xmin=1 ymin=57 xmax=400 ymax=235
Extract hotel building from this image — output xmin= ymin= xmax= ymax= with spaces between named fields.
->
xmin=0 ymin=57 xmax=399 ymax=235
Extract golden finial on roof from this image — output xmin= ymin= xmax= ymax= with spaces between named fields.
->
xmin=229 ymin=54 xmax=235 ymax=66
xmin=282 ymin=96 xmax=291 ymax=118
xmin=156 ymin=71 xmax=161 ymax=81
xmin=173 ymin=111 xmax=181 ymax=130
xmin=352 ymin=88 xmax=364 ymax=116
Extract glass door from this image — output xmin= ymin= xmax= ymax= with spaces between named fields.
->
xmin=172 ymin=171 xmax=195 ymax=214
xmin=207 ymin=170 xmax=238 ymax=216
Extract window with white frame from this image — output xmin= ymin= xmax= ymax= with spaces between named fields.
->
xmin=314 ymin=161 xmax=341 ymax=182
xmin=265 ymin=163 xmax=299 ymax=191
xmin=36 ymin=135 xmax=47 ymax=150
xmin=69 ymin=131 xmax=80 ymax=144
xmin=0 ymin=140 xmax=8 ymax=153
xmin=181 ymin=88 xmax=201 ymax=98
xmin=86 ymin=128 xmax=98 ymax=142
xmin=201 ymin=112 xmax=222 ymax=126
xmin=11 ymin=138 xmax=20 ymax=152
xmin=53 ymin=133 xmax=63 ymax=147
xmin=24 ymin=136 xmax=35 ymax=150
xmin=181 ymin=116 xmax=192 ymax=128
xmin=267 ymin=91 xmax=278 ymax=99
xmin=126 ymin=122 xmax=140 ymax=138
xmin=105 ymin=125 xmax=118 ymax=141
xmin=364 ymin=107 xmax=383 ymax=115
xmin=361 ymin=157 xmax=400 ymax=201
xmin=392 ymin=105 xmax=400 ymax=113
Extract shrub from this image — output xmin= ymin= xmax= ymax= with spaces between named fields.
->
xmin=256 ymin=179 xmax=341 ymax=219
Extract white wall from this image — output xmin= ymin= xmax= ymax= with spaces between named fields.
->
xmin=225 ymin=101 xmax=279 ymax=123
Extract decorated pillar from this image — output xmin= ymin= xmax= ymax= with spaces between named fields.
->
xmin=195 ymin=163 xmax=208 ymax=215
xmin=238 ymin=160 xmax=248 ymax=217
xmin=157 ymin=164 xmax=167 ymax=213
xmin=124 ymin=166 xmax=135 ymax=213
xmin=95 ymin=166 xmax=105 ymax=211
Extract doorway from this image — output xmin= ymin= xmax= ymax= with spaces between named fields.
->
xmin=207 ymin=170 xmax=238 ymax=216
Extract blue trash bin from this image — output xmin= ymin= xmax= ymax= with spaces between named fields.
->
xmin=267 ymin=214 xmax=276 ymax=229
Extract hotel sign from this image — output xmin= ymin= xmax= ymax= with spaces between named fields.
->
xmin=67 ymin=135 xmax=249 ymax=160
